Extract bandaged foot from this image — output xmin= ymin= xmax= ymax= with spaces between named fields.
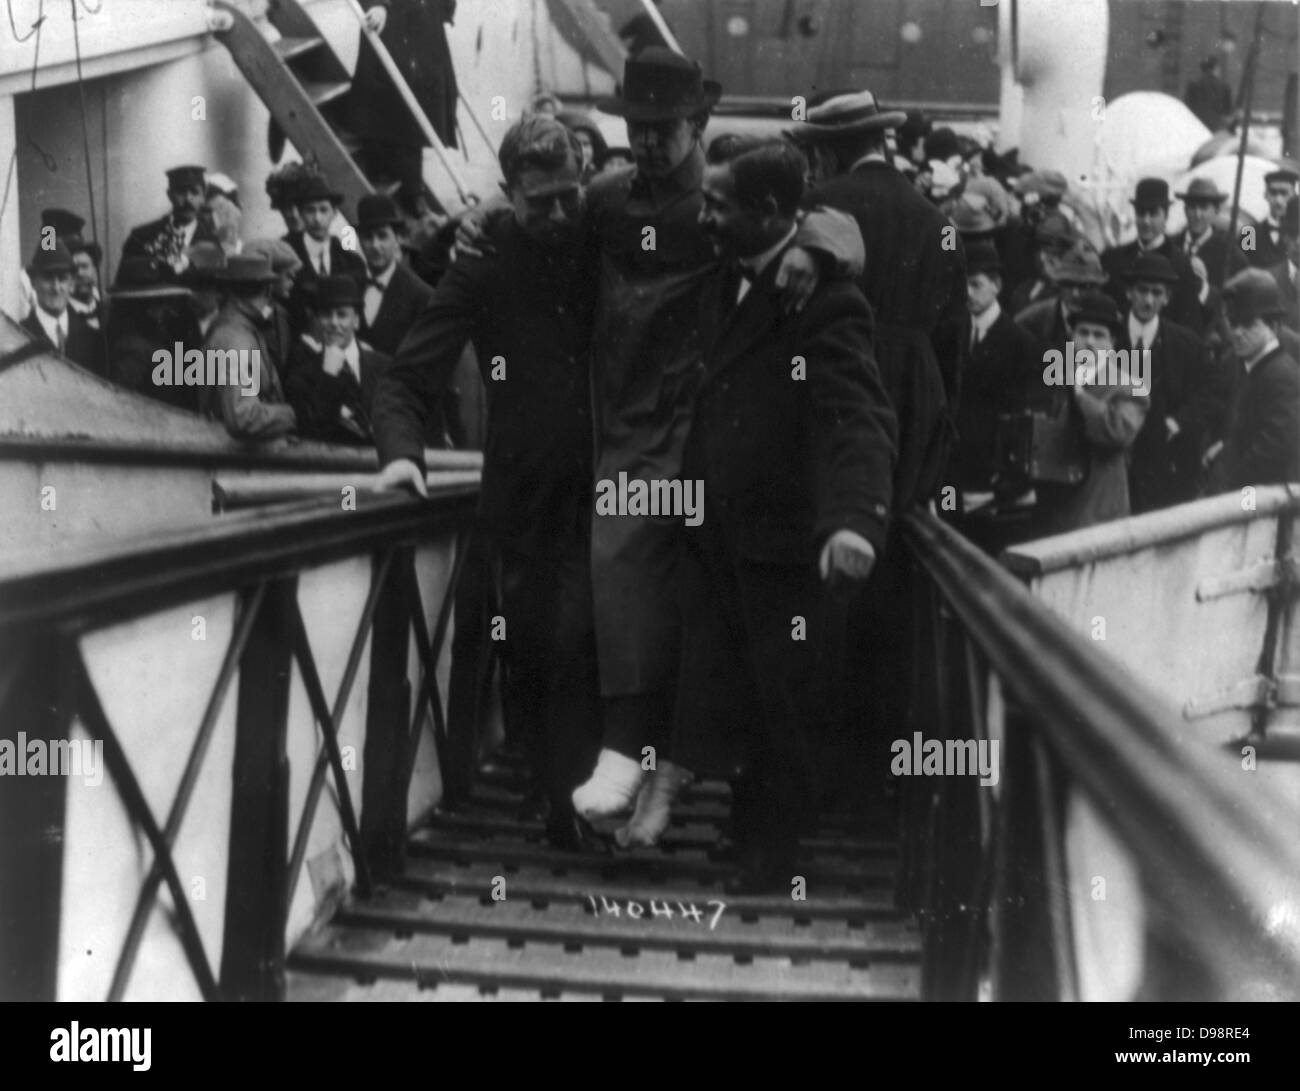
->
xmin=571 ymin=748 xmax=645 ymax=817
xmin=615 ymin=761 xmax=692 ymax=848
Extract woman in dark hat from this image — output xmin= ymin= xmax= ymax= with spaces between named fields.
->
xmin=105 ymin=257 xmax=199 ymax=412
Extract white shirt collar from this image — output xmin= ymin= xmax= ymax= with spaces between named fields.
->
xmin=1186 ymin=226 xmax=1213 ymax=248
xmin=1243 ymin=335 xmax=1280 ymax=374
xmin=740 ymin=224 xmax=799 ymax=280
xmin=850 ymin=151 xmax=890 ymax=173
xmin=67 ymin=292 xmax=99 ymax=316
xmin=302 ymin=334 xmax=361 ymax=376
xmin=34 ymin=305 xmax=69 ymax=346
xmin=1127 ymin=313 xmax=1159 ymax=348
xmin=303 ymin=234 xmax=331 ymax=272
xmin=1139 ymin=233 xmax=1167 ymax=253
xmin=971 ymin=300 xmax=1001 ymax=339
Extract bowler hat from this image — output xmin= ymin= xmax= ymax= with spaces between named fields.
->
xmin=596 ymin=47 xmax=721 ymax=122
xmin=785 ymin=89 xmax=906 ymax=143
xmin=214 ymin=252 xmax=278 ymax=286
xmin=109 ymin=256 xmax=192 ymax=300
xmin=965 ymin=240 xmax=1001 ymax=276
xmin=1132 ymin=177 xmax=1171 ymax=210
xmin=1053 ymin=240 xmax=1107 ymax=286
xmin=1223 ymin=268 xmax=1285 ymax=324
xmin=166 ymin=164 xmax=207 ymax=190
xmin=26 ymin=240 xmax=75 ymax=276
xmin=1175 ymin=176 xmax=1227 ymax=205
xmin=356 ymin=194 xmax=406 ymax=232
xmin=1122 ymin=252 xmax=1180 ymax=285
xmin=1071 ymin=291 xmax=1124 ymax=337
xmin=295 ymin=174 xmax=345 ymax=207
xmin=41 ymin=207 xmax=85 ymax=239
xmin=310 ymin=274 xmax=363 ymax=310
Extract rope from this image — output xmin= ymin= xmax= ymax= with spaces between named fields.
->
xmin=0 ymin=0 xmax=45 ymax=234
xmin=69 ymin=0 xmax=110 ymax=363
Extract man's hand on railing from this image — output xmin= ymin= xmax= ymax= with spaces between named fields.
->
xmin=375 ymin=458 xmax=428 ymax=498
xmin=363 ymin=6 xmax=388 ymax=35
xmin=819 ymin=528 xmax=877 ymax=583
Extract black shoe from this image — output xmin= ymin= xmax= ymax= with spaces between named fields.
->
xmin=545 ymin=812 xmax=612 ymax=855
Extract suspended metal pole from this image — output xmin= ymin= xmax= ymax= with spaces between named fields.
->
xmin=1228 ymin=3 xmax=1267 ymax=250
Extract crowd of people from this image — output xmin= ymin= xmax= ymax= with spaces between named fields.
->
xmin=10 ymin=40 xmax=1300 ymax=892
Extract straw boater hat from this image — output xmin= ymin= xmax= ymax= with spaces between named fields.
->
xmin=596 ymin=46 xmax=721 ymax=121
xmin=785 ymin=90 xmax=907 ymax=143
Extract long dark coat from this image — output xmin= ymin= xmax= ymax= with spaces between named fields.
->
xmin=1102 ymin=237 xmax=1207 ymax=333
xmin=284 ymin=337 xmax=392 ymax=445
xmin=807 ymin=158 xmax=966 ymax=511
xmin=1206 ymin=345 xmax=1300 ymax=492
xmin=1121 ymin=316 xmax=1225 ymax=513
xmin=350 ymin=0 xmax=459 ymax=149
xmin=372 ymin=214 xmax=596 ymax=557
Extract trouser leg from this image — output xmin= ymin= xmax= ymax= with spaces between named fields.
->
xmin=443 ymin=530 xmax=492 ymax=804
xmin=496 ymin=546 xmax=550 ymax=789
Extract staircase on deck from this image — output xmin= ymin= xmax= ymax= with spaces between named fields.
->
xmin=287 ymin=751 xmax=921 ymax=1001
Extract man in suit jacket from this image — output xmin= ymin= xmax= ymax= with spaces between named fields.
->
xmin=120 ymin=165 xmax=220 ymax=278
xmin=1103 ymin=178 xmax=1208 ymax=334
xmin=1015 ymin=240 xmax=1107 ymax=367
xmin=1245 ymin=164 xmax=1299 ymax=270
xmin=372 ymin=116 xmax=603 ymax=854
xmin=284 ymin=276 xmax=392 ymax=445
xmin=1204 ymin=270 xmax=1300 ymax=492
xmin=1171 ymin=177 xmax=1246 ymax=291
xmin=1119 ymin=254 xmax=1224 ymax=513
xmin=354 ymin=195 xmax=455 ymax=444
xmin=677 ymin=139 xmax=897 ymax=893
xmin=21 ymin=241 xmax=106 ymax=378
xmin=953 ymin=242 xmax=1040 ymax=511
xmin=285 ymin=175 xmax=368 ymax=335
xmin=792 ymin=90 xmax=963 ymax=510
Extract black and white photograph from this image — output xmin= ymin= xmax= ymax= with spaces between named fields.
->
xmin=0 ymin=0 xmax=1298 ymax=1033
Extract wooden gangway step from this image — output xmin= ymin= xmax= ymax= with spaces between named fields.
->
xmin=288 ymin=769 xmax=920 ymax=1001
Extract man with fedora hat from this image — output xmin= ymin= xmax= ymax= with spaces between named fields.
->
xmin=1119 ymin=252 xmax=1223 ymax=513
xmin=788 ymin=87 xmax=965 ymax=512
xmin=1102 ymin=177 xmax=1206 ymax=333
xmin=285 ymin=275 xmax=392 ymax=446
xmin=16 ymin=207 xmax=92 ymax=322
xmin=22 ymin=240 xmax=106 ymax=378
xmin=121 ymin=165 xmax=219 ymax=276
xmin=104 ymin=256 xmax=197 ymax=412
xmin=1247 ymin=161 xmax=1300 ymax=271
xmin=200 ymin=253 xmax=297 ymax=440
xmin=1172 ymin=176 xmax=1244 ymax=291
xmin=1203 ymin=269 xmax=1300 ymax=492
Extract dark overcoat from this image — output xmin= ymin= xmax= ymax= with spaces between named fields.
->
xmin=1206 ymin=345 xmax=1300 ymax=492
